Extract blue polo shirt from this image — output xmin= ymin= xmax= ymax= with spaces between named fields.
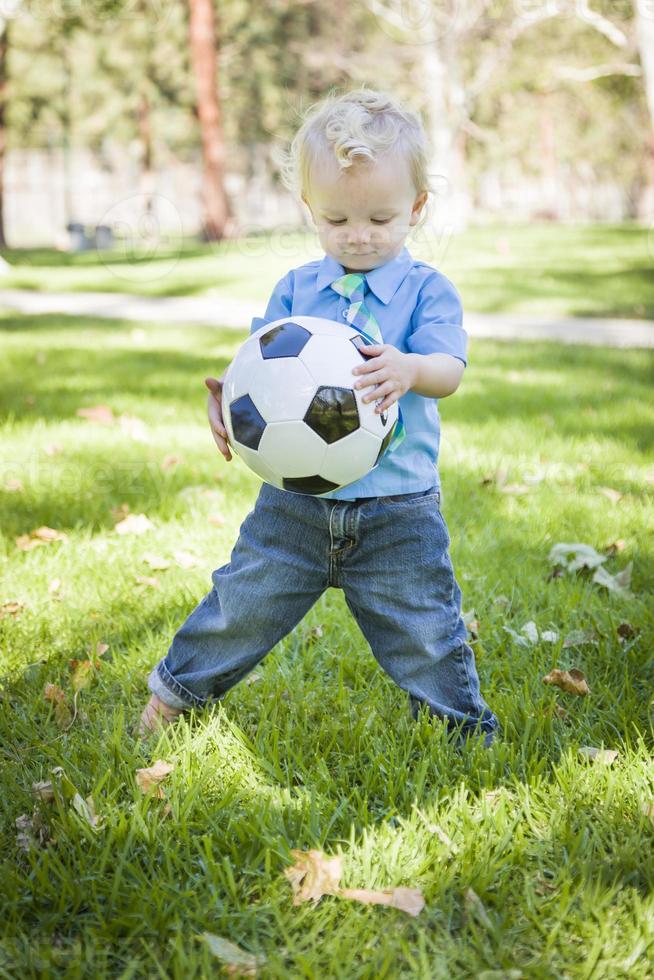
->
xmin=249 ymin=246 xmax=467 ymax=500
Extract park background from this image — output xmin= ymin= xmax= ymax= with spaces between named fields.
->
xmin=1 ymin=1 xmax=654 ymax=977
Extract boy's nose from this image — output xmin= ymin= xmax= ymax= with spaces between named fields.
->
xmin=347 ymin=226 xmax=371 ymax=245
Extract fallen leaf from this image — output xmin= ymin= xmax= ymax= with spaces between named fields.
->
xmin=208 ymin=513 xmax=225 ymax=527
xmin=552 ymin=704 xmax=568 ymax=720
xmin=4 ymin=478 xmax=24 ymax=492
xmin=464 ymin=888 xmax=493 ymax=929
xmin=578 ymin=746 xmax=618 ymax=765
xmin=604 ymin=539 xmax=626 ymax=557
xmin=15 ymin=811 xmax=50 ymax=852
xmin=201 ymin=933 xmax=265 ymax=976
xmin=143 ymin=553 xmax=171 ymax=571
xmin=283 ymin=849 xmax=424 ymax=917
xmin=161 ymin=455 xmax=182 ymax=471
xmin=43 ymin=443 xmax=63 ymax=457
xmin=548 ymin=542 xmax=606 ymax=573
xmin=118 ymin=414 xmax=150 ymax=443
xmin=44 ymin=683 xmax=73 ymax=727
xmin=71 ymin=792 xmax=101 ymax=829
xmin=563 ymin=629 xmax=599 ymax=648
xmin=245 ymin=673 xmax=262 ymax=686
xmin=136 ymin=575 xmax=160 ymax=589
xmin=77 ymin=405 xmax=116 ymax=425
xmin=136 ymin=760 xmax=174 ymax=798
xmin=32 ymin=779 xmax=57 ymax=803
xmin=173 ymin=550 xmax=201 ymax=569
xmin=499 ymin=483 xmax=531 ymax=495
xmin=284 ymin=849 xmax=342 ymax=905
xmin=306 ymin=625 xmax=324 ymax=643
xmin=617 ymin=621 xmax=637 ymax=642
xmin=114 ymin=513 xmax=155 ymax=536
xmin=110 ymin=503 xmax=131 ymax=523
xmin=641 ymin=803 xmax=654 ymax=827
xmin=463 ymin=609 xmax=480 ymax=640
xmin=598 ymin=487 xmax=622 ymax=503
xmin=15 ymin=526 xmax=68 ymax=551
xmin=492 ymin=595 xmax=510 ymax=609
xmin=0 ymin=600 xmax=26 ymax=619
xmin=69 ymin=659 xmax=96 ymax=692
xmin=592 ymin=561 xmax=634 ymax=598
xmin=339 ymin=886 xmax=425 ymax=917
xmin=542 ymin=668 xmax=590 ymax=696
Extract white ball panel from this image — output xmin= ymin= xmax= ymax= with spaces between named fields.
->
xmin=298 ymin=334 xmax=363 ymax=389
xmin=234 ymin=444 xmax=284 ymax=489
xmin=248 ymin=356 xmax=316 ymax=422
xmin=258 ymin=421 xmax=327 ymax=478
xmin=222 ymin=339 xmax=264 ymax=403
xmin=321 ymin=429 xmax=382 ymax=484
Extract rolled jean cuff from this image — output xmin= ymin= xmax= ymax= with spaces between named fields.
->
xmin=147 ymin=660 xmax=207 ymax=710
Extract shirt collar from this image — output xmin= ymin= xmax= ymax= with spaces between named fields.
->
xmin=316 ymin=247 xmax=414 ymax=305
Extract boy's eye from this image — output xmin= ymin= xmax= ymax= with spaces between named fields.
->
xmin=325 ymin=218 xmax=391 ymax=226
xmin=326 ymin=218 xmax=346 ymax=225
xmin=371 ymin=218 xmax=392 ymax=225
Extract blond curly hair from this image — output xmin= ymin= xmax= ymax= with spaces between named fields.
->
xmin=277 ymin=86 xmax=432 ymax=205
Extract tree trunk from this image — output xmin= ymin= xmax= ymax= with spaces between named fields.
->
xmin=635 ymin=0 xmax=654 ymax=218
xmin=187 ymin=0 xmax=230 ymax=241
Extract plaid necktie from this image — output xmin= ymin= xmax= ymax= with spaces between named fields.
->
xmin=331 ymin=272 xmax=406 ymax=454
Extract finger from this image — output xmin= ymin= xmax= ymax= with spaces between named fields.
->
xmin=361 ymin=378 xmax=390 ymax=402
xmin=355 ymin=370 xmax=385 ymax=390
xmin=211 ymin=429 xmax=232 ymax=460
xmin=205 ymin=377 xmax=223 ymax=399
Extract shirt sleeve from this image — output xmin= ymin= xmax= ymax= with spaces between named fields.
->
xmin=249 ymin=271 xmax=294 ymax=335
xmin=406 ymin=272 xmax=467 ymax=366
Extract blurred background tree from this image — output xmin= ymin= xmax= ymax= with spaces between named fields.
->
xmin=0 ymin=0 xmax=651 ymax=246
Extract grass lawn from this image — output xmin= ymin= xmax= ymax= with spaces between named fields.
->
xmin=1 ymin=309 xmax=654 ymax=977
xmin=2 ymin=222 xmax=653 ymax=320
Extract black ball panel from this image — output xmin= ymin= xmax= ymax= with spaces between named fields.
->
xmin=375 ymin=421 xmax=397 ymax=465
xmin=282 ymin=474 xmax=340 ymax=494
xmin=230 ymin=394 xmax=266 ymax=450
xmin=350 ymin=334 xmax=375 ymax=356
xmin=260 ymin=321 xmax=312 ymax=359
xmin=304 ymin=386 xmax=359 ymax=444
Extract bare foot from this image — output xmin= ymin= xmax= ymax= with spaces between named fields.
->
xmin=139 ymin=694 xmax=184 ymax=736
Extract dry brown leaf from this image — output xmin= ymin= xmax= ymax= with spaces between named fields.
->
xmin=201 ymin=933 xmax=265 ymax=976
xmin=339 ymin=886 xmax=425 ymax=917
xmin=136 ymin=760 xmax=174 ymax=798
xmin=464 ymin=888 xmax=493 ymax=929
xmin=118 ymin=415 xmax=150 ymax=443
xmin=43 ymin=443 xmax=63 ymax=457
xmin=640 ymin=803 xmax=654 ymax=827
xmin=114 ymin=513 xmax=155 ymax=536
xmin=4 ymin=478 xmax=24 ymax=492
xmin=208 ymin=513 xmax=225 ymax=527
xmin=284 ymin=849 xmax=342 ymax=905
xmin=617 ymin=621 xmax=637 ymax=642
xmin=245 ymin=673 xmax=262 ymax=686
xmin=77 ymin=404 xmax=116 ymax=425
xmin=598 ymin=487 xmax=623 ymax=503
xmin=542 ymin=667 xmax=590 ymax=696
xmin=71 ymin=793 xmax=101 ymax=829
xmin=283 ymin=849 xmax=425 ymax=917
xmin=136 ymin=575 xmax=160 ymax=589
xmin=32 ymin=779 xmax=57 ymax=803
xmin=15 ymin=811 xmax=50 ymax=852
xmin=161 ymin=454 xmax=182 ymax=471
xmin=0 ymin=600 xmax=26 ymax=619
xmin=16 ymin=526 xmax=68 ymax=551
xmin=552 ymin=704 xmax=568 ymax=720
xmin=110 ymin=502 xmax=131 ymax=523
xmin=142 ymin=553 xmax=171 ymax=571
xmin=578 ymin=746 xmax=618 ymax=765
xmin=44 ymin=683 xmax=73 ymax=728
xmin=173 ymin=550 xmax=201 ymax=569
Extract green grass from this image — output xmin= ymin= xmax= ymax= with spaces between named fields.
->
xmin=1 ymin=309 xmax=654 ymax=977
xmin=2 ymin=222 xmax=653 ymax=319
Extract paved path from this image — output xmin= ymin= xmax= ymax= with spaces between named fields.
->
xmin=2 ymin=288 xmax=653 ymax=349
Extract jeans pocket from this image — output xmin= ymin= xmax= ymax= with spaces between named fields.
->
xmin=379 ymin=487 xmax=440 ymax=504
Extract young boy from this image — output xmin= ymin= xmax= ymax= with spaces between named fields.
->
xmin=140 ymin=88 xmax=499 ymax=745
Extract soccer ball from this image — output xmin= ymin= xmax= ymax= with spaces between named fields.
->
xmin=221 ymin=315 xmax=399 ymax=495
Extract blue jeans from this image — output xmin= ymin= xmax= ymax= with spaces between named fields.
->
xmin=148 ymin=482 xmax=499 ymax=743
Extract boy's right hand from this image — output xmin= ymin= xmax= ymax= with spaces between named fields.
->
xmin=205 ymin=377 xmax=232 ymax=462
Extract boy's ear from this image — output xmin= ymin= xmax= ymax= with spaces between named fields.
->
xmin=301 ymin=193 xmax=314 ymax=222
xmin=409 ymin=190 xmax=428 ymax=226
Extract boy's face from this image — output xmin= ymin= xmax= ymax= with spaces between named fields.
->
xmin=302 ymin=151 xmax=428 ymax=273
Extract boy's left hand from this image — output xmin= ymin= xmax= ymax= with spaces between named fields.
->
xmin=351 ymin=344 xmax=415 ymax=414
